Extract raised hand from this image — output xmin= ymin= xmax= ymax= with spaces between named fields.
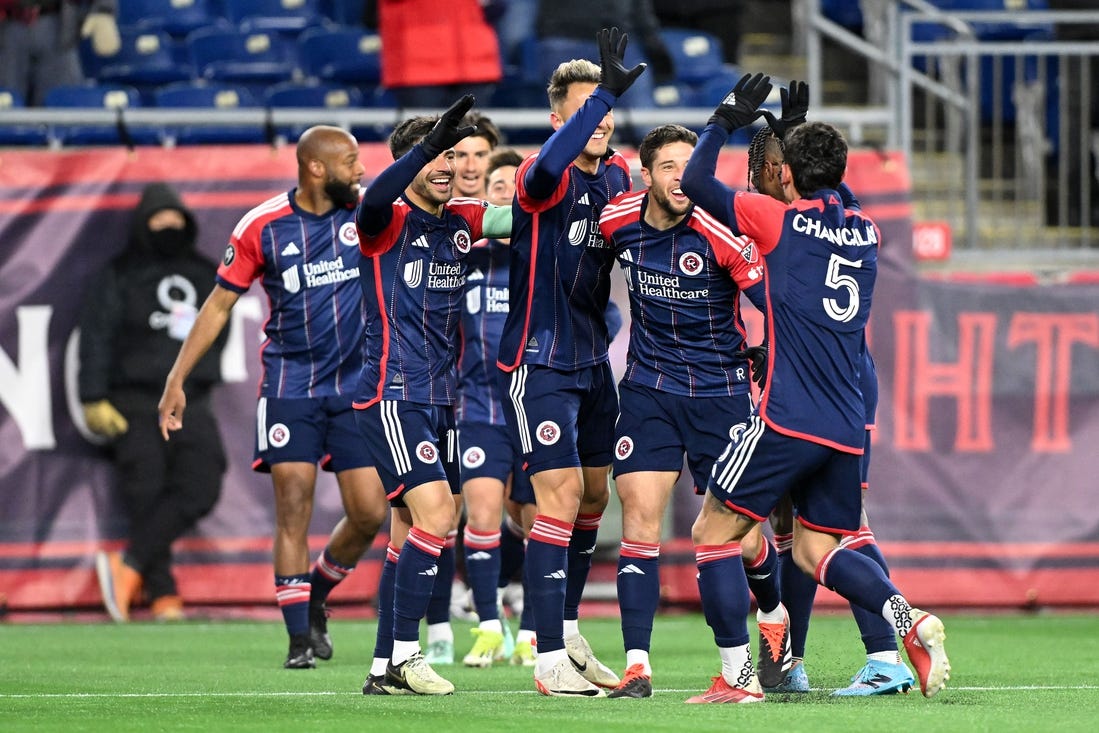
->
xmin=758 ymin=80 xmax=809 ymax=139
xmin=596 ymin=26 xmax=647 ymax=98
xmin=421 ymin=94 xmax=478 ymax=158
xmin=708 ymin=73 xmax=773 ymax=133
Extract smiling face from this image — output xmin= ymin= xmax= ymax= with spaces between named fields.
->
xmin=641 ymin=140 xmax=694 ymax=228
xmin=486 ymin=164 xmax=517 ymax=208
xmin=452 ymin=135 xmax=493 ymax=198
xmin=551 ymin=81 xmax=613 ymax=166
xmin=407 ymin=148 xmax=455 ymax=213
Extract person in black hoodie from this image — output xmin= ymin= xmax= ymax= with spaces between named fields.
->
xmin=80 ymin=182 xmax=227 ymax=622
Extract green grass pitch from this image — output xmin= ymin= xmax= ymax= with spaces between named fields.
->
xmin=2 ymin=612 xmax=1097 ymax=732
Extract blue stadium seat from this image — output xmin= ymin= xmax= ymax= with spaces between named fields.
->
xmin=0 ymin=87 xmax=48 ymax=145
xmin=821 ymin=0 xmax=863 ymax=30
xmin=153 ymin=80 xmax=267 ymax=144
xmin=225 ymin=0 xmax=323 ymax=34
xmin=659 ymin=28 xmax=726 ymax=86
xmin=117 ymin=0 xmax=223 ymax=37
xmin=187 ymin=27 xmax=299 ymax=97
xmin=320 ymin=0 xmax=364 ymax=25
xmin=88 ymin=30 xmax=193 ymax=102
xmin=264 ymin=81 xmax=362 ymax=140
xmin=298 ymin=27 xmax=382 ymax=85
xmin=44 ymin=84 xmax=158 ymax=146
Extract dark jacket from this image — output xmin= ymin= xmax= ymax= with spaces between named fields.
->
xmin=78 ymin=183 xmax=226 ymax=402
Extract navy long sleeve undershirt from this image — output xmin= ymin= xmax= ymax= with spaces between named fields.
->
xmin=523 ymin=86 xmax=617 ymax=201
xmin=680 ymin=122 xmax=740 ymax=232
xmin=357 ymin=143 xmax=432 ymax=236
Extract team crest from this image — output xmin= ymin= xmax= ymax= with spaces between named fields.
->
xmin=222 ymin=244 xmax=235 ymax=266
xmin=416 ymin=441 xmax=438 ymax=463
xmin=268 ymin=423 xmax=290 ymax=448
xmin=452 ymin=229 xmax=472 ymax=254
xmin=462 ymin=446 xmax=486 ymax=469
xmin=615 ymin=436 xmax=634 ymax=460
xmin=678 ymin=251 xmax=704 ymax=276
xmin=339 ymin=222 xmax=359 ymax=247
xmin=403 ymin=260 xmax=423 ymax=288
xmin=535 ymin=420 xmax=561 ymax=446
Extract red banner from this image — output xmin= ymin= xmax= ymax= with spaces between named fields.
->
xmin=2 ymin=145 xmax=1098 ymax=612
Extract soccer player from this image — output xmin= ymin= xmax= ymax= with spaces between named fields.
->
xmin=598 ymin=123 xmax=784 ymax=698
xmin=157 ymin=126 xmax=388 ymax=669
xmin=679 ymin=76 xmax=951 ymax=703
xmin=496 ymin=27 xmax=645 ymax=697
xmin=353 ymin=95 xmax=513 ymax=696
xmin=423 ymin=112 xmax=506 ymax=666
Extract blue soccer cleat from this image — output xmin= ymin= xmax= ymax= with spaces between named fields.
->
xmin=832 ymin=659 xmax=916 ymax=696
xmin=762 ymin=659 xmax=810 ymax=693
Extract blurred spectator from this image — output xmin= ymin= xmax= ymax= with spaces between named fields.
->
xmin=535 ymin=0 xmax=678 ymax=108
xmin=365 ymin=0 xmax=502 ymax=108
xmin=0 ymin=0 xmax=119 ymax=105
xmin=491 ymin=0 xmax=537 ymax=67
xmin=653 ymin=0 xmax=744 ymax=65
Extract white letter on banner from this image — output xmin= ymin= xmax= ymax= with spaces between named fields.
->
xmin=221 ymin=294 xmax=263 ymax=383
xmin=0 ymin=306 xmax=55 ymax=449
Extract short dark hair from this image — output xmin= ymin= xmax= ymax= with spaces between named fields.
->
xmin=463 ymin=111 xmax=504 ymax=149
xmin=387 ymin=116 xmax=437 ymax=160
xmin=783 ymin=121 xmax=847 ymax=195
xmin=486 ymin=147 xmax=524 ymax=178
xmin=638 ymin=124 xmax=697 ymax=170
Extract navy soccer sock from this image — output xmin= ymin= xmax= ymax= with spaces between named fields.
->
xmin=373 ymin=545 xmax=398 ymax=661
xmin=275 ymin=573 xmax=311 ymax=637
xmin=617 ymin=539 xmax=660 ymax=653
xmin=464 ymin=526 xmax=502 ymax=622
xmin=846 ymin=532 xmax=899 ymax=654
xmin=393 ymin=528 xmax=445 ymax=643
xmin=309 ymin=547 xmax=354 ymax=605
xmin=563 ymin=512 xmax=600 ymax=622
xmin=696 ymin=544 xmax=751 ymax=648
xmin=424 ymin=530 xmax=456 ymax=625
xmin=526 ymin=515 xmax=572 ymax=654
xmin=743 ymin=537 xmax=781 ymax=614
xmin=776 ymin=533 xmax=818 ymax=659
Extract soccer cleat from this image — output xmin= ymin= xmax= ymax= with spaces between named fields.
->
xmin=565 ymin=634 xmax=620 ymax=688
xmin=756 ymin=607 xmax=793 ymax=689
xmin=832 ymin=659 xmax=915 ymax=696
xmin=685 ymin=674 xmax=765 ymax=704
xmin=424 ymin=639 xmax=454 ymax=665
xmin=511 ymin=640 xmax=536 ymax=667
xmin=606 ymin=663 xmax=653 ymax=699
xmin=308 ymin=603 xmax=333 ymax=660
xmin=95 ymin=551 xmax=142 ymax=623
xmin=462 ymin=628 xmax=505 ymax=668
xmin=284 ymin=634 xmax=316 ymax=669
xmin=385 ymin=653 xmax=455 ymax=695
xmin=534 ymin=657 xmax=606 ymax=697
xmin=763 ymin=659 xmax=810 ymax=693
xmin=362 ymin=673 xmax=412 ymax=696
xmin=499 ymin=604 xmax=516 ymax=661
xmin=149 ymin=595 xmax=185 ymax=622
xmin=903 ymin=610 xmax=951 ymax=698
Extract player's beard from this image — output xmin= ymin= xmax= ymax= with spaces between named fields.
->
xmin=650 ymin=184 xmax=690 ymax=221
xmin=324 ymin=177 xmax=359 ymax=208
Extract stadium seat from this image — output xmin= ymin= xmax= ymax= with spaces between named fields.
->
xmin=320 ymin=0 xmax=364 ymax=26
xmin=88 ymin=30 xmax=193 ymax=101
xmin=225 ymin=0 xmax=323 ymax=34
xmin=154 ymin=80 xmax=267 ymax=144
xmin=264 ymin=81 xmax=362 ymax=141
xmin=659 ymin=28 xmax=726 ymax=86
xmin=116 ymin=0 xmax=223 ymax=37
xmin=187 ymin=27 xmax=299 ymax=97
xmin=43 ymin=84 xmax=157 ymax=146
xmin=298 ymin=27 xmax=382 ymax=85
xmin=0 ymin=87 xmax=48 ymax=145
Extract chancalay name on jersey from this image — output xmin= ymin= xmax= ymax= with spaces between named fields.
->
xmin=792 ymin=213 xmax=878 ymax=246
xmin=302 ymin=256 xmax=359 ymax=287
xmin=428 ymin=260 xmax=465 ymax=290
xmin=635 ymin=269 xmax=709 ymax=300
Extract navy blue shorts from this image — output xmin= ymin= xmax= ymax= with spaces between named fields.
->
xmin=457 ymin=421 xmax=535 ymax=503
xmin=353 ymin=400 xmax=459 ymax=507
xmin=706 ymin=414 xmax=863 ymax=535
xmin=499 ymin=362 xmax=618 ymax=474
xmin=253 ymin=395 xmax=372 ymax=473
xmin=613 ymin=381 xmax=751 ymax=494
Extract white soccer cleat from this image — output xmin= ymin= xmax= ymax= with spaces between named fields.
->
xmin=565 ymin=634 xmax=621 ymax=688
xmin=534 ymin=656 xmax=606 ymax=697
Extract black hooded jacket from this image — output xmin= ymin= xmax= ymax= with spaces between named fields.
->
xmin=78 ymin=183 xmax=227 ymax=402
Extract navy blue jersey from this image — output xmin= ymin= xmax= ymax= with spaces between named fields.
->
xmin=599 ymin=190 xmax=763 ymax=397
xmin=456 ymin=237 xmax=510 ymax=425
xmin=354 ymin=196 xmax=488 ymax=408
xmin=217 ymin=190 xmax=364 ymax=399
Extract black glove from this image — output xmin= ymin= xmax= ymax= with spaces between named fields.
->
xmin=708 ymin=72 xmax=772 ymax=133
xmin=758 ymin=80 xmax=809 ymax=139
xmin=735 ymin=343 xmax=768 ymax=389
xmin=420 ymin=94 xmax=478 ymax=159
xmin=596 ymin=26 xmax=647 ymax=98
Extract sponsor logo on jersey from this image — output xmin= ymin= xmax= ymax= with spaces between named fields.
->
xmin=338 ymin=222 xmax=359 ymax=247
xmin=416 ymin=440 xmax=438 ymax=463
xmin=484 ymin=285 xmax=508 ymax=313
xmin=462 ymin=446 xmax=486 ymax=469
xmin=568 ymin=218 xmax=587 ymax=246
xmin=452 ymin=229 xmax=472 ymax=254
xmin=536 ymin=420 xmax=561 ymax=446
xmin=678 ymin=251 xmax=704 ymax=276
xmin=282 ymin=265 xmax=301 ymax=294
xmin=300 ymin=255 xmax=359 ymax=288
xmin=222 ymin=244 xmax=235 ymax=266
xmin=403 ymin=259 xmax=423 ymax=288
xmin=268 ymin=423 xmax=290 ymax=448
xmin=615 ymin=436 xmax=634 ymax=460
xmin=635 ymin=270 xmax=710 ymax=300
xmin=427 ymin=260 xmax=464 ymax=290
xmin=281 ymin=241 xmax=300 ymax=256
xmin=465 ymin=287 xmax=481 ymax=314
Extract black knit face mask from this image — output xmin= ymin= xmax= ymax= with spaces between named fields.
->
xmin=148 ymin=227 xmax=189 ymax=257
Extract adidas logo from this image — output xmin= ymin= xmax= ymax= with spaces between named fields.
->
xmin=410 ymin=235 xmax=429 ymax=248
xmin=468 ymin=551 xmax=492 ymax=561
xmin=525 ymin=336 xmax=539 ymax=351
xmin=281 ymin=242 xmax=300 ymax=256
xmin=468 ymin=268 xmax=485 ymax=281
xmin=618 ymin=564 xmax=645 ymax=575
xmin=578 ymin=546 xmax=595 ymax=556
xmin=543 ymin=569 xmax=567 ymax=580
xmin=419 ymin=566 xmax=438 ymax=576
xmin=578 ymin=193 xmax=590 ymax=205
